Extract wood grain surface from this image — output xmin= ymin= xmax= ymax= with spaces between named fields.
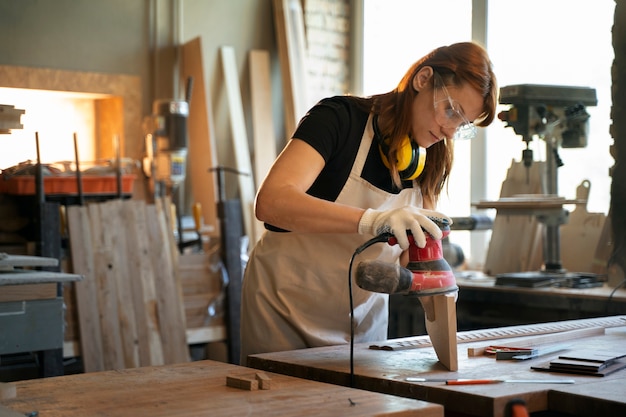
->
xmin=0 ymin=360 xmax=443 ymax=417
xmin=248 ymin=321 xmax=626 ymax=417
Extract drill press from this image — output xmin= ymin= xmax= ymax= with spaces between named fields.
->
xmin=495 ymin=84 xmax=600 ymax=286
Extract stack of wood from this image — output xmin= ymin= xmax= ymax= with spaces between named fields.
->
xmin=532 ymin=350 xmax=626 ymax=376
xmin=66 ymin=197 xmax=189 ymax=372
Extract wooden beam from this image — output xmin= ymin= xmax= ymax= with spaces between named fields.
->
xmin=272 ymin=0 xmax=309 ymax=137
xmin=421 ymin=293 xmax=458 ymax=371
xmin=181 ymin=37 xmax=219 ymax=237
xmin=220 ymin=46 xmax=259 ymax=244
xmin=67 ymin=205 xmax=106 ymax=372
xmin=249 ymin=49 xmax=277 ymax=243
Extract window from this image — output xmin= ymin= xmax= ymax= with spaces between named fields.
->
xmin=361 ymin=0 xmax=614 ymax=268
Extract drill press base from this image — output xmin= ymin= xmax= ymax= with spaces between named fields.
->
xmin=495 ymin=271 xmax=603 ymax=288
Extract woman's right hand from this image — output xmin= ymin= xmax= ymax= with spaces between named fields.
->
xmin=357 ymin=206 xmax=451 ymax=250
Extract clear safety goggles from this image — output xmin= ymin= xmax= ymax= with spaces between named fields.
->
xmin=433 ymin=72 xmax=477 ymax=140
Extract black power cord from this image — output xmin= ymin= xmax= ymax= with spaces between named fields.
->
xmin=605 ymin=278 xmax=626 ymax=315
xmin=347 ymin=233 xmax=392 ymax=388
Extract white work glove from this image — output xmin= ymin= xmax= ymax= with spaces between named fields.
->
xmin=358 ymin=206 xmax=452 ymax=250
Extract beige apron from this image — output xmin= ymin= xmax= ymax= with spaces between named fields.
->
xmin=240 ymin=115 xmax=424 ymax=362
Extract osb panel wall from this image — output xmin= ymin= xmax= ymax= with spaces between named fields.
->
xmin=0 ymin=65 xmax=147 ymax=200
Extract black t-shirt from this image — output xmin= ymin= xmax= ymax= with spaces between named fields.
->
xmin=265 ymin=96 xmax=413 ymax=231
xmin=294 ymin=95 xmax=413 ymax=200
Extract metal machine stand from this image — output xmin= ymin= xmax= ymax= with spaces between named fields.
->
xmin=210 ymin=166 xmax=249 ymax=365
xmin=494 ymin=84 xmax=601 ymax=287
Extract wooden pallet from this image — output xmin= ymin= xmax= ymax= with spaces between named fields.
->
xmin=67 ymin=198 xmax=189 ymax=372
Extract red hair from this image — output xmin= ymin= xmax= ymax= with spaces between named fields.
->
xmin=355 ymin=42 xmax=498 ymax=203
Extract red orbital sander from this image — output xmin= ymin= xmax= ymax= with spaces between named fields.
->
xmin=355 ymin=218 xmax=458 ymax=296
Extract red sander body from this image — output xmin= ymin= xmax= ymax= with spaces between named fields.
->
xmin=355 ymin=219 xmax=458 ymax=296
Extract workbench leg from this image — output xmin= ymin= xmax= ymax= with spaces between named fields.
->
xmin=420 ymin=293 xmax=458 ymax=371
xmin=39 ymin=348 xmax=64 ymax=377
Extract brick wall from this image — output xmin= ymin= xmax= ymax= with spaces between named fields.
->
xmin=304 ymin=0 xmax=351 ymax=104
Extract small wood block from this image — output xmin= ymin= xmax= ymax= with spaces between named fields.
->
xmin=0 ymin=382 xmax=16 ymax=400
xmin=255 ymin=371 xmax=272 ymax=390
xmin=0 ymin=404 xmax=25 ymax=417
xmin=226 ymin=375 xmax=259 ymax=391
xmin=424 ymin=293 xmax=458 ymax=371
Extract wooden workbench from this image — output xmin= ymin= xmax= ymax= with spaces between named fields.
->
xmin=0 ymin=359 xmax=443 ymax=417
xmin=390 ymin=277 xmax=626 ymax=338
xmin=248 ymin=317 xmax=626 ymax=417
xmin=1 ymin=254 xmax=83 ymax=377
xmin=455 ymin=276 xmax=626 ymax=329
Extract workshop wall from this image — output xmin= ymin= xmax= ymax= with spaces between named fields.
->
xmin=0 ymin=0 xmax=280 ymax=204
xmin=0 ymin=0 xmax=621 ymax=273
xmin=0 ymin=0 xmax=157 ymax=116
xmin=0 ymin=0 xmax=350 ymax=202
xmin=180 ymin=0 xmax=351 ymax=201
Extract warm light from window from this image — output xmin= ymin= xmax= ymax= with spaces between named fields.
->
xmin=0 ymin=88 xmax=107 ymax=171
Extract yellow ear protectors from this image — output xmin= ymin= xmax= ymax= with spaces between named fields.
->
xmin=373 ymin=116 xmax=427 ymax=180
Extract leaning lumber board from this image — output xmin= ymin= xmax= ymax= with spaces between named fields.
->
xmin=89 ymin=202 xmax=125 ymax=371
xmin=249 ymin=49 xmax=277 ymax=189
xmin=181 ymin=37 xmax=219 ymax=236
xmin=481 ymin=160 xmax=545 ymax=275
xmin=67 ymin=204 xmax=105 ymax=372
xmin=147 ymin=201 xmax=189 ymax=364
xmin=101 ymin=200 xmax=140 ymax=369
xmin=561 ymin=180 xmax=606 ymax=273
xmin=272 ymin=0 xmax=309 ymax=137
xmin=220 ymin=46 xmax=258 ymax=244
xmin=121 ymin=200 xmax=164 ymax=367
xmin=249 ymin=49 xmax=277 ymax=243
xmin=591 ymin=211 xmax=613 ymax=276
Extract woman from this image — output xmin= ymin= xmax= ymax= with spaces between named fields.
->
xmin=240 ymin=41 xmax=498 ymax=363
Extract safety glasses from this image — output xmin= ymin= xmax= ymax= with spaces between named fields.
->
xmin=433 ymin=72 xmax=477 ymax=140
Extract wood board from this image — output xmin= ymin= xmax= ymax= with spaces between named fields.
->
xmin=248 ymin=322 xmax=626 ymax=417
xmin=67 ymin=204 xmax=106 ymax=372
xmin=249 ymin=49 xmax=277 ymax=191
xmin=1 ymin=360 xmax=443 ymax=417
xmin=370 ymin=315 xmax=626 ymax=351
xmin=272 ymin=0 xmax=310 ymax=137
xmin=181 ymin=37 xmax=219 ymax=236
xmin=249 ymin=49 xmax=277 ymax=243
xmin=560 ymin=180 xmax=606 ymax=273
xmin=422 ymin=293 xmax=458 ymax=371
xmin=178 ymin=249 xmax=224 ymax=329
xmin=120 ymin=200 xmax=165 ymax=367
xmin=67 ymin=198 xmax=189 ymax=372
xmin=481 ymin=160 xmax=545 ymax=275
xmin=220 ymin=46 xmax=259 ymax=244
